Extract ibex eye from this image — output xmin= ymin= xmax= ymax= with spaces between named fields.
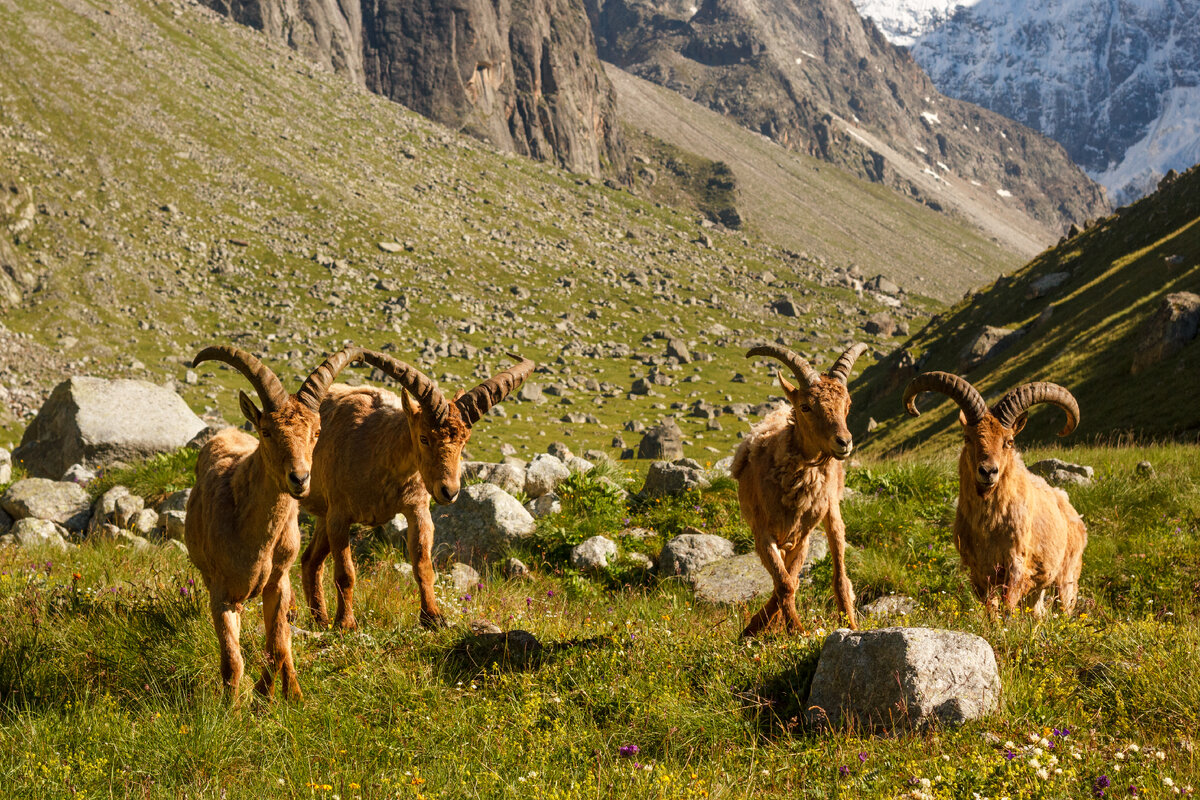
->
xmin=420 ymin=436 xmax=430 ymax=446
xmin=800 ymin=404 xmax=812 ymax=413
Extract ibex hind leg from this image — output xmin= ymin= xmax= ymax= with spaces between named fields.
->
xmin=300 ymin=519 xmax=332 ymax=628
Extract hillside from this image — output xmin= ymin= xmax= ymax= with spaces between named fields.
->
xmin=0 ymin=0 xmax=940 ymax=461
xmin=609 ymin=64 xmax=1027 ymax=301
xmin=851 ymin=165 xmax=1200 ymax=455
xmin=587 ymin=0 xmax=1110 ymax=237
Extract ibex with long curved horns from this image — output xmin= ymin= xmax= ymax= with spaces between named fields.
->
xmin=904 ymin=373 xmax=1087 ymax=616
xmin=185 ymin=345 xmax=365 ymax=701
xmin=300 ymin=350 xmax=534 ymax=630
xmin=732 ymin=342 xmax=868 ymax=637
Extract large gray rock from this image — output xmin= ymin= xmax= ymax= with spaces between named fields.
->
xmin=692 ymin=541 xmax=828 ymax=603
xmin=525 ymin=492 xmax=562 ymax=519
xmin=640 ymin=459 xmax=711 ymax=496
xmin=432 ymin=483 xmax=535 ymax=565
xmin=959 ymin=326 xmax=1024 ymax=371
xmin=88 ymin=485 xmax=132 ymax=536
xmin=1028 ymin=458 xmax=1094 ymax=487
xmin=658 ymin=532 xmax=734 ymax=578
xmin=158 ymin=489 xmax=191 ymax=513
xmin=462 ymin=462 xmax=526 ymax=496
xmin=807 ymin=627 xmax=1001 ymax=731
xmin=524 ymin=454 xmax=570 ymax=498
xmin=1131 ymin=291 xmax=1200 ymax=374
xmin=13 ymin=377 xmax=206 ymax=479
xmin=637 ymin=419 xmax=684 ymax=460
xmin=161 ymin=510 xmax=187 ymax=541
xmin=382 ymin=514 xmax=409 ymax=548
xmin=445 ymin=562 xmax=481 ymax=594
xmin=570 ymin=535 xmax=618 ymax=571
xmin=1 ymin=478 xmax=91 ymax=530
xmin=1 ymin=517 xmax=71 ymax=550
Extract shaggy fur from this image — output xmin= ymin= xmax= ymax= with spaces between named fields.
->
xmin=733 ymin=375 xmax=858 ymax=637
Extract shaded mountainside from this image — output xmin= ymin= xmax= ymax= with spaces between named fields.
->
xmin=851 ymin=165 xmax=1200 ymax=455
xmin=0 ymin=0 xmax=916 ymax=460
xmin=854 ymin=0 xmax=1200 ymax=205
xmin=588 ymin=0 xmax=1110 ymax=238
xmin=608 ymin=65 xmax=1024 ymax=302
xmin=201 ymin=0 xmax=626 ymax=177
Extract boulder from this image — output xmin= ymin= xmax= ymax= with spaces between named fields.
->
xmin=88 ymin=485 xmax=133 ymax=536
xmin=462 ymin=461 xmax=525 ymax=495
xmin=692 ymin=542 xmax=828 ymax=603
xmin=1131 ymin=291 xmax=1200 ymax=374
xmin=806 ymin=627 xmax=1000 ymax=731
xmin=564 ymin=455 xmax=594 ymax=474
xmin=862 ymin=594 xmax=917 ymax=618
xmin=570 ymin=535 xmax=617 ymax=571
xmin=113 ymin=494 xmax=146 ymax=529
xmin=959 ymin=326 xmax=1024 ymax=371
xmin=1027 ymin=271 xmax=1070 ymax=298
xmin=113 ymin=530 xmax=152 ymax=551
xmin=863 ymin=312 xmax=895 ymax=336
xmin=382 ymin=514 xmax=409 ymax=548
xmin=61 ymin=464 xmax=97 ymax=484
xmin=658 ymin=532 xmax=734 ymax=578
xmin=1 ymin=478 xmax=91 ymax=531
xmin=640 ymin=459 xmax=710 ymax=496
xmin=624 ymin=551 xmax=654 ymax=571
xmin=524 ymin=454 xmax=570 ymax=498
xmin=132 ymin=508 xmax=160 ymax=536
xmin=13 ymin=377 xmax=206 ymax=479
xmin=445 ymin=562 xmax=481 ymax=594
xmin=431 ymin=483 xmax=535 ymax=565
xmin=1028 ymin=458 xmax=1094 ymax=487
xmin=158 ymin=489 xmax=191 ymax=513
xmin=0 ymin=447 xmax=11 ymax=485
xmin=161 ymin=510 xmax=187 ymax=541
xmin=525 ymin=492 xmax=562 ymax=518
xmin=546 ymin=442 xmax=572 ymax=460
xmin=504 ymin=557 xmax=530 ymax=578
xmin=637 ymin=419 xmax=684 ymax=460
xmin=2 ymin=517 xmax=71 ymax=550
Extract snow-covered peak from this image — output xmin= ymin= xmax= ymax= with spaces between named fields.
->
xmin=852 ymin=0 xmax=979 ymax=47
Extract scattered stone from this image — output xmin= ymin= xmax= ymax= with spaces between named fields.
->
xmin=866 ymin=275 xmax=900 ymax=295
xmin=377 ymin=241 xmax=403 ymax=253
xmin=709 ymin=455 xmax=734 ymax=476
xmin=504 ymin=557 xmax=530 ymax=578
xmin=862 ymin=594 xmax=917 ymax=618
xmin=382 ymin=514 xmax=409 ymax=548
xmin=470 ymin=620 xmax=503 ymax=635
xmin=161 ymin=510 xmax=187 ymax=541
xmin=114 ymin=530 xmax=152 ymax=551
xmin=546 ymin=442 xmax=572 ymax=460
xmin=960 ymin=326 xmax=1024 ymax=371
xmin=1027 ymin=272 xmax=1070 ymax=298
xmin=658 ymin=532 xmax=734 ymax=578
xmin=113 ymin=494 xmax=146 ymax=529
xmin=524 ymin=453 xmax=570 ymax=498
xmin=13 ymin=376 xmax=206 ymax=479
xmin=1131 ymin=291 xmax=1200 ymax=374
xmin=61 ymin=463 xmax=97 ymax=484
xmin=445 ymin=562 xmax=480 ymax=593
xmin=637 ymin=419 xmax=685 ymax=461
xmin=570 ymin=535 xmax=618 ymax=571
xmin=516 ymin=383 xmax=545 ymax=404
xmin=1 ymin=478 xmax=91 ymax=530
xmin=158 ymin=489 xmax=191 ymax=513
xmin=617 ymin=526 xmax=655 ymax=539
xmin=624 ymin=551 xmax=654 ymax=570
xmin=863 ymin=312 xmax=895 ymax=336
xmin=665 ymin=338 xmax=691 ymax=363
xmin=771 ymin=297 xmax=803 ymax=317
xmin=525 ymin=492 xmax=562 ymax=518
xmin=564 ymin=455 xmax=594 ymax=474
xmin=1028 ymin=459 xmax=1094 ymax=487
xmin=640 ymin=459 xmax=711 ymax=496
xmin=1 ymin=517 xmax=71 ymax=550
xmin=806 ymin=627 xmax=1001 ymax=731
xmin=1135 ymin=460 xmax=1155 ymax=478
xmin=691 ymin=540 xmax=827 ymax=603
xmin=431 ymin=483 xmax=535 ymax=565
xmin=462 ymin=461 xmax=525 ymax=495
xmin=132 ymin=508 xmax=160 ymax=536
xmin=88 ymin=486 xmax=132 ymax=536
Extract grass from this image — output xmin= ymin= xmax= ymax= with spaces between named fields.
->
xmin=1 ymin=442 xmax=1198 ymax=797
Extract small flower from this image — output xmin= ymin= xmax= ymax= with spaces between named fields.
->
xmin=838 ymin=766 xmax=850 ymax=778
xmin=547 ymin=590 xmax=555 ymax=598
xmin=619 ymin=744 xmax=639 ymax=758
xmin=1129 ymin=744 xmax=1141 ymax=753
xmin=858 ymin=752 xmax=868 ymax=763
xmin=1037 ymin=768 xmax=1050 ymax=780
xmin=1004 ymin=750 xmax=1017 ymax=761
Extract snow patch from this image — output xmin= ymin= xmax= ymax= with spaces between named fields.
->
xmin=920 ymin=111 xmax=941 ymax=125
xmin=936 ymin=161 xmax=950 ymax=170
xmin=914 ymin=145 xmax=928 ymax=154
xmin=996 ymin=188 xmax=1013 ymax=198
xmin=1095 ymin=85 xmax=1200 ymax=204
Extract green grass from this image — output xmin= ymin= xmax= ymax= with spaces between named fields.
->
xmin=2 ymin=443 xmax=1198 ymax=797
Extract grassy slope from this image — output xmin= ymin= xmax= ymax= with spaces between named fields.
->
xmin=0 ymin=0 xmax=928 ymax=462
xmin=1 ymin=442 xmax=1198 ymax=797
xmin=852 ymin=166 xmax=1200 ymax=455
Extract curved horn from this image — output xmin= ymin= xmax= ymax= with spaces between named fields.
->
xmin=358 ymin=350 xmax=449 ymax=423
xmin=191 ymin=345 xmax=288 ymax=412
xmin=903 ymin=371 xmax=988 ymax=425
xmin=456 ymin=354 xmax=536 ymax=427
xmin=991 ymin=382 xmax=1079 ymax=437
xmin=295 ymin=346 xmax=365 ymax=411
xmin=746 ymin=344 xmax=821 ymax=389
xmin=827 ymin=342 xmax=869 ymax=385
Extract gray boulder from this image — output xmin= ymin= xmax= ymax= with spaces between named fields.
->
xmin=161 ymin=510 xmax=187 ymax=541
xmin=0 ymin=448 xmax=10 ymax=485
xmin=462 ymin=461 xmax=526 ymax=496
xmin=1131 ymin=291 xmax=1200 ymax=374
xmin=637 ymin=419 xmax=684 ymax=460
xmin=1028 ymin=458 xmax=1094 ymax=487
xmin=807 ymin=627 xmax=1000 ymax=731
xmin=570 ymin=535 xmax=617 ymax=571
xmin=88 ymin=485 xmax=132 ymax=536
xmin=525 ymin=492 xmax=562 ymax=519
xmin=1 ymin=478 xmax=91 ymax=531
xmin=113 ymin=494 xmax=146 ymax=529
xmin=13 ymin=376 xmax=206 ymax=479
xmin=445 ymin=562 xmax=481 ymax=594
xmin=691 ymin=540 xmax=827 ymax=604
xmin=61 ymin=463 xmax=97 ymax=484
xmin=382 ymin=514 xmax=409 ymax=548
xmin=504 ymin=557 xmax=530 ymax=578
xmin=564 ymin=455 xmax=595 ymax=474
xmin=432 ymin=483 xmax=535 ymax=565
xmin=132 ymin=508 xmax=160 ymax=537
xmin=158 ymin=489 xmax=191 ymax=513
xmin=960 ymin=326 xmax=1024 ymax=371
xmin=524 ymin=454 xmax=570 ymax=498
xmin=658 ymin=532 xmax=734 ymax=578
xmin=2 ymin=517 xmax=71 ymax=550
xmin=640 ymin=459 xmax=710 ymax=496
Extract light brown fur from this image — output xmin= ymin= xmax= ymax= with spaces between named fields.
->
xmin=300 ymin=384 xmax=470 ymax=630
xmin=732 ymin=375 xmax=858 ymax=637
xmin=953 ymin=414 xmax=1087 ymax=616
xmin=185 ymin=397 xmax=320 ymax=702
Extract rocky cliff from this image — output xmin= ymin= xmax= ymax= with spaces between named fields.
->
xmin=202 ymin=0 xmax=625 ymax=177
xmin=588 ymin=0 xmax=1109 ymax=233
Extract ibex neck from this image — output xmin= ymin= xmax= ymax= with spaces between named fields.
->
xmin=233 ymin=444 xmax=297 ymax=544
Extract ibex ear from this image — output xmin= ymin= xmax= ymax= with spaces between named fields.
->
xmin=238 ymin=390 xmax=262 ymax=428
xmin=958 ymin=410 xmax=969 ymax=427
xmin=400 ymin=388 xmax=420 ymax=419
xmin=451 ymin=388 xmax=465 ymax=402
xmin=1011 ymin=412 xmax=1029 ymax=436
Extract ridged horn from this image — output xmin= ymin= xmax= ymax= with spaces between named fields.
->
xmin=191 ymin=345 xmax=288 ymax=412
xmin=746 ymin=344 xmax=821 ymax=389
xmin=295 ymin=347 xmax=366 ymax=411
xmin=358 ymin=350 xmax=449 ymax=423
xmin=456 ymin=354 xmax=536 ymax=427
xmin=827 ymin=342 xmax=869 ymax=385
xmin=903 ymin=371 xmax=988 ymax=425
xmin=991 ymin=382 xmax=1080 ymax=437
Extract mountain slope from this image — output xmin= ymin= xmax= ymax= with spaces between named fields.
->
xmin=853 ymin=0 xmax=1200 ymax=204
xmin=587 ymin=0 xmax=1110 ymax=239
xmin=0 ymin=0 xmax=912 ymax=461
xmin=200 ymin=0 xmax=627 ymax=177
xmin=851 ymin=165 xmax=1200 ymax=455
xmin=608 ymin=64 xmax=1025 ymax=301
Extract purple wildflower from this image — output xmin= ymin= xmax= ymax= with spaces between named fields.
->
xmin=1094 ymin=774 xmax=1111 ymax=797
xmin=838 ymin=766 xmax=850 ymax=778
xmin=547 ymin=590 xmax=555 ymax=598
xmin=461 ymin=594 xmax=472 ymax=602
xmin=858 ymin=752 xmax=867 ymax=764
xmin=619 ymin=745 xmax=639 ymax=758
xmin=1005 ymin=750 xmax=1017 ymax=761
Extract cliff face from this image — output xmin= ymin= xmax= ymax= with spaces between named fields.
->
xmin=202 ymin=0 xmax=625 ymax=176
xmin=588 ymin=0 xmax=1109 ymax=232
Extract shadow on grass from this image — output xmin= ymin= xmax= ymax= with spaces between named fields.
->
xmin=437 ymin=630 xmax=615 ymax=682
xmin=735 ymin=644 xmax=823 ymax=739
